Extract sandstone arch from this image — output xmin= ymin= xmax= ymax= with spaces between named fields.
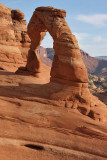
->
xmin=26 ymin=7 xmax=88 ymax=84
xmin=18 ymin=7 xmax=107 ymax=121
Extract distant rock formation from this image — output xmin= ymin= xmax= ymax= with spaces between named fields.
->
xmin=0 ymin=3 xmax=30 ymax=71
xmin=96 ymin=56 xmax=107 ymax=60
xmin=80 ymin=49 xmax=99 ymax=73
xmin=80 ymin=50 xmax=107 ymax=77
xmin=18 ymin=6 xmax=106 ymax=121
xmin=37 ymin=46 xmax=52 ymax=67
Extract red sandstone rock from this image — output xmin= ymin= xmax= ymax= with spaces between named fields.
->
xmin=11 ymin=9 xmax=25 ymax=20
xmin=0 ymin=3 xmax=30 ymax=71
xmin=26 ymin=7 xmax=88 ymax=83
xmin=27 ymin=7 xmax=88 ymax=82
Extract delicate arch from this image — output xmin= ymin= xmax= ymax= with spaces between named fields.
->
xmin=18 ymin=7 xmax=107 ymax=121
xmin=26 ymin=7 xmax=88 ymax=84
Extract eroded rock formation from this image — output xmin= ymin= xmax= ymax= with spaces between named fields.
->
xmin=22 ymin=6 xmax=107 ymax=121
xmin=26 ymin=7 xmax=88 ymax=83
xmin=0 ymin=3 xmax=30 ymax=71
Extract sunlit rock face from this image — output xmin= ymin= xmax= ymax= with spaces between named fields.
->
xmin=0 ymin=3 xmax=30 ymax=71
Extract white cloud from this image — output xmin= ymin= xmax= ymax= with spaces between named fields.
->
xmin=93 ymin=36 xmax=107 ymax=43
xmin=76 ymin=14 xmax=107 ymax=27
xmin=80 ymin=43 xmax=107 ymax=57
xmin=73 ymin=32 xmax=89 ymax=41
xmin=93 ymin=36 xmax=103 ymax=43
xmin=72 ymin=32 xmax=107 ymax=56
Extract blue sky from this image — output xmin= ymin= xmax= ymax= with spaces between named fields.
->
xmin=1 ymin=0 xmax=107 ymax=57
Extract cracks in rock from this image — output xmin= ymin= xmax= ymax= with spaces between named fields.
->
xmin=0 ymin=97 xmax=22 ymax=107
xmin=18 ymin=97 xmax=65 ymax=108
xmin=76 ymin=126 xmax=107 ymax=141
xmin=0 ymin=114 xmax=34 ymax=126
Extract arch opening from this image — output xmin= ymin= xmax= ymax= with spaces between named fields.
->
xmin=37 ymin=32 xmax=54 ymax=67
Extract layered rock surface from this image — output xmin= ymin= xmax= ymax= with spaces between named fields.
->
xmin=0 ymin=69 xmax=107 ymax=160
xmin=0 ymin=3 xmax=30 ymax=71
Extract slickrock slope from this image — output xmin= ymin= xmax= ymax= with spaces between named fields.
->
xmin=0 ymin=69 xmax=107 ymax=160
xmin=0 ymin=3 xmax=30 ymax=71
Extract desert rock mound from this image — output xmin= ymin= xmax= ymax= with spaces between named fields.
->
xmin=0 ymin=69 xmax=107 ymax=160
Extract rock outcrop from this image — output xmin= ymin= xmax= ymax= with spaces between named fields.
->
xmin=0 ymin=3 xmax=30 ymax=71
